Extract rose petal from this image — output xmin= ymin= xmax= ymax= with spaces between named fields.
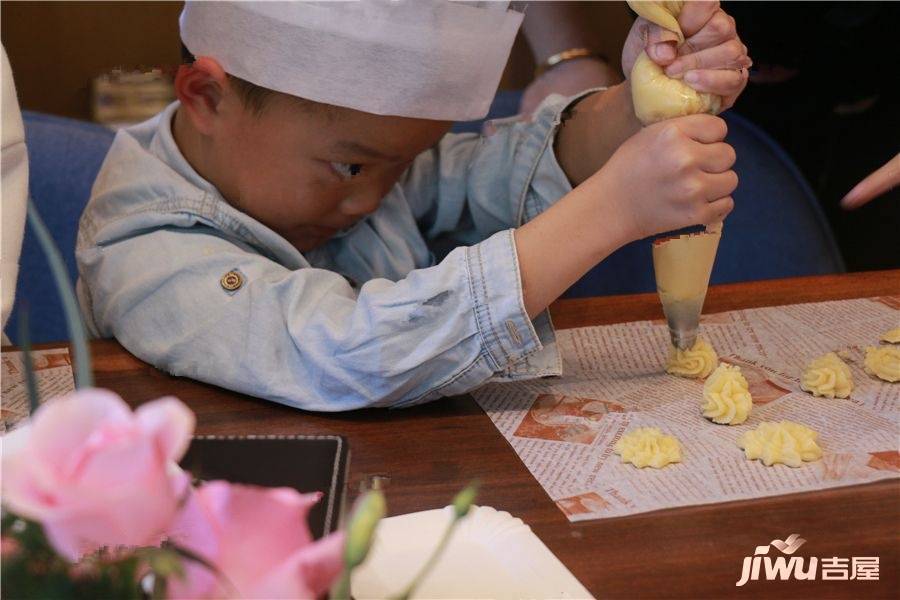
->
xmin=287 ymin=531 xmax=345 ymax=598
xmin=29 ymin=390 xmax=131 ymax=472
xmin=169 ymin=482 xmax=329 ymax=598
xmin=1 ymin=390 xmax=189 ymax=561
xmin=136 ymin=397 xmax=195 ymax=462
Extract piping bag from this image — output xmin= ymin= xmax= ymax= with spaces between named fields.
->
xmin=627 ymin=0 xmax=725 ymax=350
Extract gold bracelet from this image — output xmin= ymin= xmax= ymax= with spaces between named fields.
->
xmin=535 ymin=48 xmax=607 ymax=78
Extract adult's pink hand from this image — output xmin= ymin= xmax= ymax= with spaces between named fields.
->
xmin=841 ymin=153 xmax=900 ymax=210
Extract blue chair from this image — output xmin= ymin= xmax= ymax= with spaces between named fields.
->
xmin=454 ymin=91 xmax=844 ymax=297
xmin=9 ymin=112 xmax=115 ymax=344
xmin=13 ymin=93 xmax=842 ymax=342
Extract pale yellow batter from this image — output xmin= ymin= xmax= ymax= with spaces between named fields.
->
xmin=627 ymin=0 xmax=722 ymax=125
xmin=864 ymin=345 xmax=900 ymax=383
xmin=738 ymin=421 xmax=823 ymax=467
xmin=701 ymin=363 xmax=752 ymax=425
xmin=800 ymin=352 xmax=853 ymax=399
xmin=666 ymin=336 xmax=718 ymax=378
xmin=652 ymin=228 xmax=722 ymax=351
xmin=614 ymin=427 xmax=682 ymax=469
xmin=881 ymin=327 xmax=900 ymax=344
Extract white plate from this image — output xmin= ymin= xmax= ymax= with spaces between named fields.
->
xmin=351 ymin=505 xmax=593 ymax=600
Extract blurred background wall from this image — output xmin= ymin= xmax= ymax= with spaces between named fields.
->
xmin=0 ymin=1 xmax=633 ymax=120
xmin=2 ymin=1 xmax=184 ymax=120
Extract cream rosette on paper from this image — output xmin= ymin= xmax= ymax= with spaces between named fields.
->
xmin=800 ymin=352 xmax=853 ymax=399
xmin=881 ymin=327 xmax=900 ymax=344
xmin=864 ymin=345 xmax=900 ymax=382
xmin=738 ymin=421 xmax=823 ymax=467
xmin=701 ymin=363 xmax=752 ymax=425
xmin=666 ymin=336 xmax=718 ymax=378
xmin=614 ymin=427 xmax=682 ymax=469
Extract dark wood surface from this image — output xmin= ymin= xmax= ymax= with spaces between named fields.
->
xmin=26 ymin=271 xmax=900 ymax=598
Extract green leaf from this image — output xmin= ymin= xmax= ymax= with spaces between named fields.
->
xmin=1 ymin=514 xmax=143 ymax=599
xmin=144 ymin=548 xmax=185 ymax=580
xmin=26 ymin=201 xmax=93 ymax=389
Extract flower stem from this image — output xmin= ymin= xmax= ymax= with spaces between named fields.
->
xmin=392 ymin=514 xmax=460 ymax=600
xmin=26 ymin=201 xmax=93 ymax=388
xmin=16 ymin=307 xmax=39 ymax=415
xmin=331 ymin=569 xmax=352 ymax=600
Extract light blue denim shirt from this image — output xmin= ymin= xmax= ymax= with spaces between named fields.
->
xmin=77 ymin=94 xmax=585 ymax=411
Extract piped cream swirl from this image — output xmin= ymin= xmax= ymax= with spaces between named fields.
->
xmin=614 ymin=427 xmax=682 ymax=469
xmin=738 ymin=421 xmax=823 ymax=467
xmin=864 ymin=345 xmax=900 ymax=383
xmin=701 ymin=363 xmax=752 ymax=425
xmin=666 ymin=336 xmax=718 ymax=379
xmin=881 ymin=327 xmax=900 ymax=344
xmin=800 ymin=352 xmax=853 ymax=399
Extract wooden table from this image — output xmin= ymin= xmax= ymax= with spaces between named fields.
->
xmin=44 ymin=272 xmax=900 ymax=598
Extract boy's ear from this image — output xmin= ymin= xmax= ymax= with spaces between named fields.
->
xmin=174 ymin=56 xmax=229 ymax=135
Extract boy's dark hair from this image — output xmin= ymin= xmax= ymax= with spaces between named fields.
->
xmin=181 ymin=44 xmax=275 ymax=115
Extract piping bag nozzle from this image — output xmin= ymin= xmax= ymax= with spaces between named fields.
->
xmin=652 ymin=225 xmax=722 ymax=351
xmin=662 ymin=298 xmax=702 ymax=350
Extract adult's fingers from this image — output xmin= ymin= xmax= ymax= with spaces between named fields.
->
xmin=841 ymin=153 xmax=900 ymax=209
xmin=678 ymin=9 xmax=737 ymax=57
xmin=643 ymin=18 xmax=681 ymax=64
xmin=683 ymin=67 xmax=748 ymax=97
xmin=666 ymin=39 xmax=751 ymax=77
xmin=677 ymin=0 xmax=722 ymax=39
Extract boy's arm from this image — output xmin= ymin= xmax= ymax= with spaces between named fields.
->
xmin=79 ymin=224 xmax=544 ymax=410
xmin=552 ymin=82 xmax=642 ymax=186
xmin=400 ymin=89 xmax=605 ymax=248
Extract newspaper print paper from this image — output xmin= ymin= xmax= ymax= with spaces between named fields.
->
xmin=474 ymin=297 xmax=900 ymax=521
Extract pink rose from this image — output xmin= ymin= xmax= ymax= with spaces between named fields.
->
xmin=167 ymin=481 xmax=344 ymax=599
xmin=1 ymin=389 xmax=194 ymax=561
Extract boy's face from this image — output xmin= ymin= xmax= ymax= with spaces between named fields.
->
xmin=204 ymin=89 xmax=452 ymax=253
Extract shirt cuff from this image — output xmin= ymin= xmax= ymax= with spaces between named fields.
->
xmin=465 ymin=228 xmax=542 ymax=371
xmin=513 ymin=87 xmax=608 ymax=226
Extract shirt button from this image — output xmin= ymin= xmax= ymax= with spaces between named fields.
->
xmin=220 ymin=270 xmax=244 ymax=291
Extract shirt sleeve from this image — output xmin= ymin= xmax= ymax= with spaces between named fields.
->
xmin=400 ymin=91 xmax=600 ymax=247
xmin=78 ymin=222 xmax=544 ymax=411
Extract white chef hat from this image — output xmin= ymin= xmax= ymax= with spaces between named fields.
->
xmin=179 ymin=1 xmax=524 ymax=121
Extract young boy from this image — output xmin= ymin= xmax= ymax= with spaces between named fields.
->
xmin=77 ymin=1 xmax=748 ymax=411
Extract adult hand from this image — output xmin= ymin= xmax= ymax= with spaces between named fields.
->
xmin=622 ymin=1 xmax=751 ymax=110
xmin=841 ymin=153 xmax=900 ymax=210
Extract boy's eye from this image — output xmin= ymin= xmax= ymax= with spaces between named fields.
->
xmin=331 ymin=162 xmax=363 ymax=180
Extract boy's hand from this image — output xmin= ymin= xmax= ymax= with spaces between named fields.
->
xmin=621 ymin=1 xmax=751 ymax=110
xmin=515 ymin=111 xmax=736 ymax=318
xmin=590 ymin=113 xmax=737 ymax=240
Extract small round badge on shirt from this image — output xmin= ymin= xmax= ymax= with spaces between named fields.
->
xmin=220 ymin=270 xmax=244 ymax=292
